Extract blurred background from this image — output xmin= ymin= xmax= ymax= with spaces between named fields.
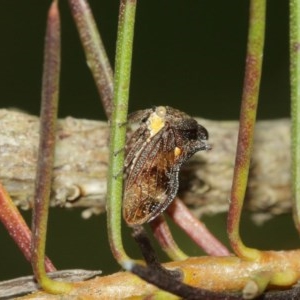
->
xmin=0 ymin=0 xmax=298 ymax=282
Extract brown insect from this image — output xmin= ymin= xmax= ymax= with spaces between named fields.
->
xmin=123 ymin=106 xmax=211 ymax=226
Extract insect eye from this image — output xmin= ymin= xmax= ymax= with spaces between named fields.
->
xmin=180 ymin=125 xmax=209 ymax=141
xmin=182 ymin=129 xmax=198 ymax=140
xmin=197 ymin=125 xmax=209 ymax=140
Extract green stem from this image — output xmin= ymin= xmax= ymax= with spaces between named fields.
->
xmin=106 ymin=0 xmax=137 ymax=266
xmin=227 ymin=0 xmax=266 ymax=260
xmin=31 ymin=1 xmax=72 ymax=293
xmin=290 ymin=0 xmax=300 ymax=233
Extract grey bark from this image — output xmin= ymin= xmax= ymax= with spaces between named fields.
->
xmin=0 ymin=109 xmax=291 ymax=224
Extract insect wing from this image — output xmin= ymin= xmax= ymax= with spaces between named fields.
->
xmin=123 ymin=106 xmax=211 ymax=226
xmin=123 ymin=131 xmax=179 ymax=225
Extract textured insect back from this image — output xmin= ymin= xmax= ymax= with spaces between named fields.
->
xmin=123 ymin=106 xmax=211 ymax=226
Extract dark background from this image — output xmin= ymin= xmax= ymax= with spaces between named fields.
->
xmin=0 ymin=0 xmax=297 ymax=282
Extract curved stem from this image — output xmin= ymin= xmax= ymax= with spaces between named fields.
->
xmin=290 ymin=0 xmax=300 ymax=234
xmin=106 ymin=0 xmax=137 ymax=266
xmin=227 ymin=0 xmax=266 ymax=260
xmin=0 ymin=183 xmax=55 ymax=272
xmin=168 ymin=198 xmax=230 ymax=256
xmin=31 ymin=1 xmax=72 ymax=293
xmin=150 ymin=215 xmax=188 ymax=261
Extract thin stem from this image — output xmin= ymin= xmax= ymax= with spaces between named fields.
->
xmin=227 ymin=0 xmax=266 ymax=260
xmin=150 ymin=215 xmax=188 ymax=261
xmin=290 ymin=0 xmax=300 ymax=233
xmin=0 ymin=182 xmax=55 ymax=272
xmin=68 ymin=0 xmax=113 ymax=119
xmin=106 ymin=0 xmax=137 ymax=266
xmin=167 ymin=198 xmax=230 ymax=256
xmin=31 ymin=1 xmax=72 ymax=293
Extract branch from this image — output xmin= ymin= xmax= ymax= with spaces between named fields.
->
xmin=0 ymin=270 xmax=101 ymax=298
xmin=0 ymin=109 xmax=291 ymax=223
xmin=10 ymin=252 xmax=300 ymax=299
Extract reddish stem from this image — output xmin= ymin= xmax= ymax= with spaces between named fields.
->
xmin=0 ymin=182 xmax=55 ymax=272
xmin=227 ymin=0 xmax=266 ymax=260
xmin=150 ymin=215 xmax=187 ymax=261
xmin=167 ymin=198 xmax=230 ymax=256
xmin=68 ymin=0 xmax=113 ymax=119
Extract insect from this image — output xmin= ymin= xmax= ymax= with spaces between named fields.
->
xmin=123 ymin=106 xmax=211 ymax=226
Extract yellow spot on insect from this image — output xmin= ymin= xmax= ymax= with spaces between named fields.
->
xmin=147 ymin=106 xmax=167 ymax=139
xmin=174 ymin=147 xmax=182 ymax=158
